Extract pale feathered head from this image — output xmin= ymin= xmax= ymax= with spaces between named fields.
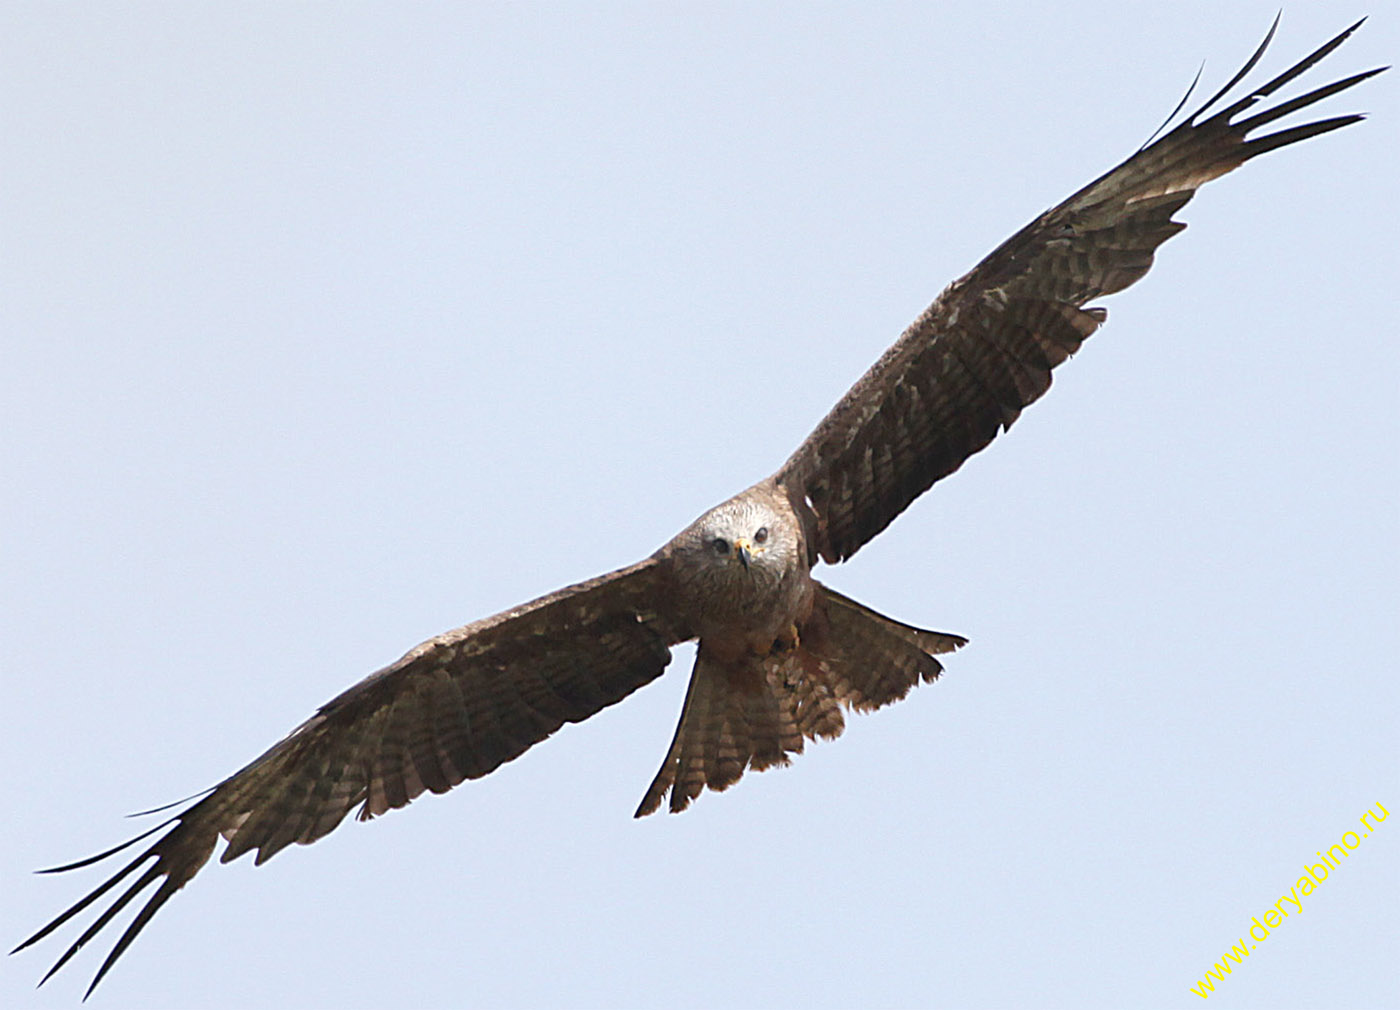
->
xmin=673 ymin=493 xmax=798 ymax=586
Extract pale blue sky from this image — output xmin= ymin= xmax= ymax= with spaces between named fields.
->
xmin=3 ymin=5 xmax=1396 ymax=1008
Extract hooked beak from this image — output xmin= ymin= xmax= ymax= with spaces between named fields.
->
xmin=733 ymin=537 xmax=753 ymax=570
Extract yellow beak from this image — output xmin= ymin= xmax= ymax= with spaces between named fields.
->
xmin=733 ymin=537 xmax=753 ymax=570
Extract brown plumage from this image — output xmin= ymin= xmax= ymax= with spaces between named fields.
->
xmin=777 ymin=19 xmax=1382 ymax=563
xmin=636 ymin=583 xmax=965 ymax=816
xmin=14 ymin=18 xmax=1382 ymax=998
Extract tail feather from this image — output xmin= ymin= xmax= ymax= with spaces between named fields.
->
xmin=634 ymin=583 xmax=965 ymax=816
xmin=635 ymin=649 xmax=806 ymax=816
xmin=810 ymin=585 xmax=966 ymax=712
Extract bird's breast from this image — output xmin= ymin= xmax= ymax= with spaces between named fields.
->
xmin=667 ymin=556 xmax=814 ymax=664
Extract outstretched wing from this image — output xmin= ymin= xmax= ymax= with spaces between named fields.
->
xmin=776 ymin=19 xmax=1383 ymax=564
xmin=14 ymin=558 xmax=686 ymax=997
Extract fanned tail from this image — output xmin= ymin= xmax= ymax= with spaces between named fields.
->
xmin=635 ymin=584 xmax=965 ymax=816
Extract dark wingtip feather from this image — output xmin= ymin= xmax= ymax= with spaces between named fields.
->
xmin=1139 ymin=62 xmax=1204 ymax=152
xmin=35 ymin=818 xmax=173 ymax=875
xmin=83 ymin=878 xmax=183 ymax=1000
xmin=1189 ymin=11 xmax=1281 ymax=122
xmin=11 ymin=845 xmax=158 ymax=957
xmin=33 ymin=861 xmax=164 ymax=991
xmin=1243 ymin=113 xmax=1367 ymax=159
xmin=126 ymin=787 xmax=214 ymax=819
xmin=1235 ymin=66 xmax=1388 ymax=136
xmin=1201 ymin=16 xmax=1372 ymax=127
xmin=12 ymin=809 xmax=209 ymax=996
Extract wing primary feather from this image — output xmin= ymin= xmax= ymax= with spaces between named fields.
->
xmin=125 ymin=787 xmax=216 ymax=819
xmin=12 ymin=848 xmax=157 ymax=957
xmin=36 ymin=861 xmax=163 ymax=989
xmin=1198 ymin=17 xmax=1368 ymax=126
xmin=1139 ymin=61 xmax=1204 ymax=152
xmin=1188 ymin=11 xmax=1281 ymax=122
xmin=82 ymin=877 xmax=183 ymax=1001
xmin=1241 ymin=114 xmax=1367 ymax=159
xmin=32 ymin=818 xmax=174 ymax=875
xmin=1234 ymin=68 xmax=1386 ymax=134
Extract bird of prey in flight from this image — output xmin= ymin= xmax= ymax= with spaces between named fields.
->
xmin=14 ymin=17 xmax=1383 ymax=999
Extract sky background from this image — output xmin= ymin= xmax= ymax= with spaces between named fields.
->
xmin=2 ymin=4 xmax=1396 ymax=1009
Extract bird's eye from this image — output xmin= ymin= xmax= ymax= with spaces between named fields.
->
xmin=754 ymin=527 xmax=768 ymax=544
xmin=712 ymin=538 xmax=730 ymax=555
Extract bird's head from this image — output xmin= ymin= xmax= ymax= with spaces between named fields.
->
xmin=675 ymin=493 xmax=798 ymax=586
